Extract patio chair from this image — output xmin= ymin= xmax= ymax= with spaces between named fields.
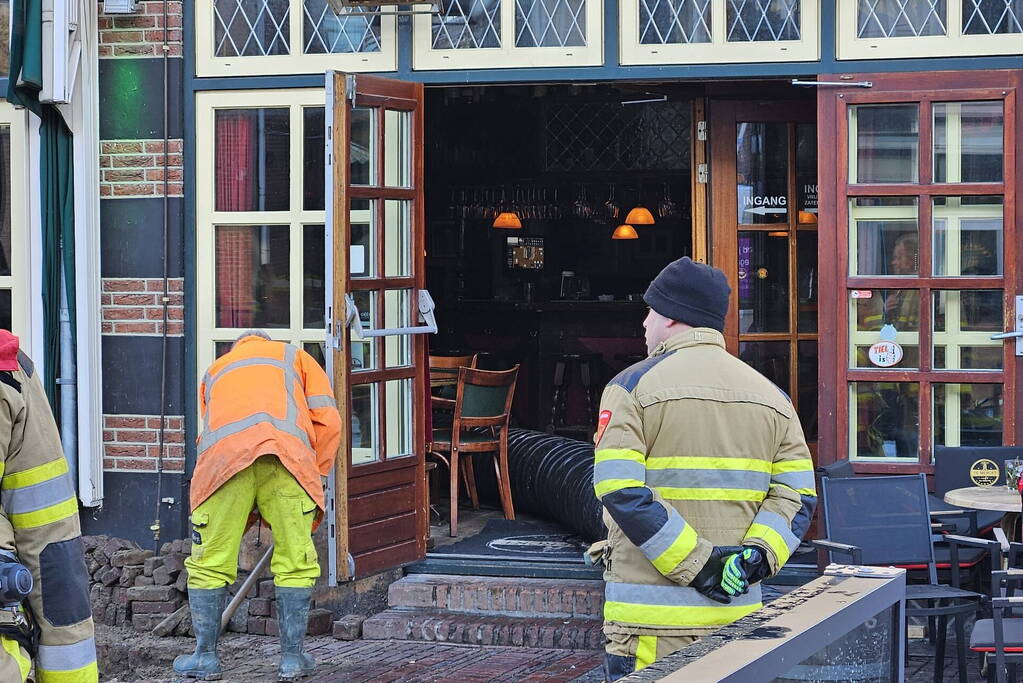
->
xmin=813 ymin=474 xmax=1004 ymax=683
xmin=969 ymin=568 xmax=1023 ymax=683
xmin=933 ymin=446 xmax=1023 ymax=536
xmin=428 ymin=365 xmax=519 ymax=537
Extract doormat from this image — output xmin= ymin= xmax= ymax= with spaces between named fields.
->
xmin=430 ymin=519 xmax=590 ymax=560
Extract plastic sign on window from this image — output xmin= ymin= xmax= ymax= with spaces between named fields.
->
xmin=868 ymin=324 xmax=903 ymax=368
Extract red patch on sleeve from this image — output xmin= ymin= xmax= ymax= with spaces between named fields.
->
xmin=0 ymin=331 xmax=18 ymax=371
xmin=594 ymin=410 xmax=612 ymax=446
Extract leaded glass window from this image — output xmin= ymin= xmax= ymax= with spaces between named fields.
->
xmin=432 ymin=0 xmax=502 ymax=49
xmin=857 ymin=0 xmax=947 ymax=38
xmin=303 ymin=0 xmax=382 ymax=53
xmin=215 ymin=0 xmax=291 ymax=57
xmin=962 ymin=0 xmax=1023 ymax=34
xmin=640 ymin=0 xmax=711 ymax=44
xmin=726 ymin=0 xmax=800 ymax=41
xmin=515 ymin=0 xmax=587 ymax=47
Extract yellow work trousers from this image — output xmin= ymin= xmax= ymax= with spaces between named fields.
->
xmin=185 ymin=455 xmax=320 ymax=589
xmin=0 ymin=636 xmax=30 ymax=683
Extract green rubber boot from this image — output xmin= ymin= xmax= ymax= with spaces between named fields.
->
xmin=276 ymin=586 xmax=316 ymax=681
xmin=173 ymin=587 xmax=226 ymax=680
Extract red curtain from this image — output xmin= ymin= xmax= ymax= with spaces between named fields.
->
xmin=215 ymin=112 xmax=256 ymax=328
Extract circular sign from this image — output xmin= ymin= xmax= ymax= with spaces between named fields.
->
xmin=868 ymin=341 xmax=903 ymax=368
xmin=485 ymin=534 xmax=585 ymax=556
xmin=756 ymin=267 xmax=769 ymax=279
xmin=970 ymin=459 xmax=1000 ymax=487
xmin=738 ymin=268 xmax=748 ymax=280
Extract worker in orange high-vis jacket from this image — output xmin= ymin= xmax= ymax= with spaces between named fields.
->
xmin=0 ymin=331 xmax=97 ymax=682
xmin=175 ymin=330 xmax=341 ymax=682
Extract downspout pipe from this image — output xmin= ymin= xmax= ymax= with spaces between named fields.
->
xmin=59 ymin=264 xmax=77 ymax=489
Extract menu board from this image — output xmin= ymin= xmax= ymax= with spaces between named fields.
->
xmin=506 ymin=236 xmax=544 ymax=270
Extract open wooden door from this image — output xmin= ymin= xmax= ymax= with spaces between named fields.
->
xmin=817 ymin=70 xmax=1022 ymax=473
xmin=325 ymin=72 xmax=428 ymax=583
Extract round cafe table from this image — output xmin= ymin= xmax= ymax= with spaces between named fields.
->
xmin=944 ymin=486 xmax=1021 ymax=542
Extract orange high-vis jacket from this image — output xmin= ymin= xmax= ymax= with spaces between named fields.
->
xmin=191 ymin=336 xmax=342 ymax=512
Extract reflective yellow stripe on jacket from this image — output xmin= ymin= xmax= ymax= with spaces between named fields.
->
xmin=604 ymin=582 xmax=763 ymax=628
xmin=0 ymin=457 xmax=77 ymax=529
xmin=36 ymin=638 xmax=99 ymax=683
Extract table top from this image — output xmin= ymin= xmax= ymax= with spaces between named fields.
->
xmin=944 ymin=486 xmax=1022 ymax=512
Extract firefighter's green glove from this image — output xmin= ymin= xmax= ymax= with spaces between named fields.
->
xmin=690 ymin=546 xmax=744 ymax=604
xmin=721 ymin=547 xmax=769 ymax=597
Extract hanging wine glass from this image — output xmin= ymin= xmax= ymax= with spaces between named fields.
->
xmin=604 ymin=184 xmax=620 ymax=221
xmin=658 ymin=182 xmax=677 ymax=218
xmin=573 ymin=185 xmax=592 ymax=219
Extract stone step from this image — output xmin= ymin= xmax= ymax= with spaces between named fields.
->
xmin=387 ymin=574 xmax=604 ymax=619
xmin=362 ymin=608 xmax=604 ymax=650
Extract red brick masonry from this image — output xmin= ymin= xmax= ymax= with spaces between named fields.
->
xmin=101 ymin=278 xmax=184 ymax=336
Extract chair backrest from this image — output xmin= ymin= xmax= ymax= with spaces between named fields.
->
xmin=821 ymin=473 xmax=937 ymax=582
xmin=817 ymin=459 xmax=855 ymax=479
xmin=430 ymin=354 xmax=477 ymax=386
xmin=934 ymin=445 xmax=1023 ymax=495
xmin=454 ymin=366 xmax=519 ymax=422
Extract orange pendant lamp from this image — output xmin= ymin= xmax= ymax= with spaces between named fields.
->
xmin=492 ymin=212 xmax=522 ymax=229
xmin=624 ymin=206 xmax=655 ymax=225
xmin=612 ymin=224 xmax=639 ymax=240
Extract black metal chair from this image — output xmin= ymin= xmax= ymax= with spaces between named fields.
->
xmin=814 ymin=474 xmax=1003 ymax=683
xmin=934 ymin=446 xmax=1023 ymax=536
xmin=970 ymin=568 xmax=1023 ymax=682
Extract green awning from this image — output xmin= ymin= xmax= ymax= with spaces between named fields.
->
xmin=7 ymin=0 xmax=76 ymax=410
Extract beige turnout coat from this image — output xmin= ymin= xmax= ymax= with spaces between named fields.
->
xmin=592 ymin=327 xmax=816 ymax=637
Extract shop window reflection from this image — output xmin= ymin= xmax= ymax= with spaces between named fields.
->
xmin=739 ymin=341 xmax=790 ymax=395
xmin=933 ymin=196 xmax=1003 ymax=276
xmin=934 ymin=383 xmax=1003 ymax=449
xmin=214 ymin=225 xmax=290 ymax=329
xmin=850 ymin=104 xmax=919 ymax=184
xmin=933 ymin=290 xmax=1003 ymax=370
xmin=933 ymin=101 xmax=1003 ymax=183
xmin=850 ymin=289 xmax=920 ymax=369
xmin=851 ymin=382 xmax=920 ymax=460
xmin=849 ymin=197 xmax=918 ymax=276
xmin=738 ymin=231 xmax=789 ymax=333
xmin=214 ymin=109 xmax=290 ymax=212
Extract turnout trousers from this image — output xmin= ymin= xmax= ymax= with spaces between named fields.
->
xmin=185 ymin=455 xmax=320 ymax=589
xmin=603 ymin=633 xmax=697 ymax=682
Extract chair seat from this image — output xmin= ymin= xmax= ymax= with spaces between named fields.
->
xmin=970 ymin=618 xmax=1023 ymax=652
xmin=905 ymin=583 xmax=983 ymax=602
xmin=896 ymin=544 xmax=988 ymax=570
xmin=431 ymin=428 xmax=499 ymax=447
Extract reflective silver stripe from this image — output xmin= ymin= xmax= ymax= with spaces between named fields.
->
xmin=307 ymin=394 xmax=337 ymax=409
xmin=593 ymin=460 xmax=646 ymax=485
xmin=750 ymin=509 xmax=801 ymax=553
xmin=37 ymin=638 xmax=97 ymax=671
xmin=772 ymin=470 xmax=816 ymax=492
xmin=197 ymin=412 xmax=312 ymax=455
xmin=283 ymin=344 xmax=299 ymax=424
xmin=639 ymin=511 xmax=687 ymax=562
xmin=605 ymin=581 xmax=762 ymax=608
xmin=1 ymin=474 xmax=75 ymax=514
xmin=645 ymin=468 xmax=771 ymax=491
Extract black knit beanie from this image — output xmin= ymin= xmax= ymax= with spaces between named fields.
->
xmin=643 ymin=257 xmax=731 ymax=332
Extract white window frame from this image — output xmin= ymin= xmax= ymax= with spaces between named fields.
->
xmin=195 ymin=89 xmax=329 ymax=393
xmin=196 ymin=1 xmax=397 ymax=77
xmin=0 ymin=104 xmax=31 ymax=341
xmin=838 ymin=0 xmax=1023 ymax=60
xmin=620 ymin=0 xmax=818 ymax=66
xmin=412 ymin=0 xmax=603 ymax=69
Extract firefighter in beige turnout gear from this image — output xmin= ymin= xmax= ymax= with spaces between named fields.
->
xmin=591 ymin=259 xmax=816 ymax=680
xmin=0 ymin=330 xmax=97 ymax=682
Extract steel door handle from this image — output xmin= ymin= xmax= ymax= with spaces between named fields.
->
xmin=991 ymin=330 xmax=1023 ymax=340
xmin=345 ymin=290 xmax=438 ymax=341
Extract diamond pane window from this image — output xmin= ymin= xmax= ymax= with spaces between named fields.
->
xmin=857 ymin=0 xmax=947 ymax=38
xmin=963 ymin=0 xmax=1023 ymax=34
xmin=727 ymin=0 xmax=800 ymax=42
xmin=640 ymin=0 xmax=711 ymax=44
xmin=215 ymin=0 xmax=291 ymax=57
xmin=433 ymin=0 xmax=502 ymax=48
xmin=516 ymin=0 xmax=587 ymax=47
xmin=303 ymin=0 xmax=382 ymax=53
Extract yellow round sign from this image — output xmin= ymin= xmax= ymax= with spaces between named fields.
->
xmin=970 ymin=459 xmax=1000 ymax=487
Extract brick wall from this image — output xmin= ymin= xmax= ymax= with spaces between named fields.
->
xmin=100 ymin=140 xmax=184 ymax=198
xmin=102 ymin=278 xmax=184 ymax=335
xmin=98 ymin=1 xmax=183 ymax=58
xmin=103 ymin=415 xmax=185 ymax=473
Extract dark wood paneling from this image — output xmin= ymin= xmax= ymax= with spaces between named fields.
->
xmin=354 ymin=539 xmax=420 ymax=576
xmin=349 ymin=460 xmax=417 ymax=494
xmin=349 ymin=485 xmax=416 ymax=526
xmin=350 ymin=512 xmax=418 ymax=553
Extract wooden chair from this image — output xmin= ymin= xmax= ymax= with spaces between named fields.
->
xmin=429 ymin=354 xmax=477 ymax=392
xmin=429 ymin=365 xmax=519 ymax=537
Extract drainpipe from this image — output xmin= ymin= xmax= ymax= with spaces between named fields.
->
xmin=59 ymin=263 xmax=78 ymax=489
